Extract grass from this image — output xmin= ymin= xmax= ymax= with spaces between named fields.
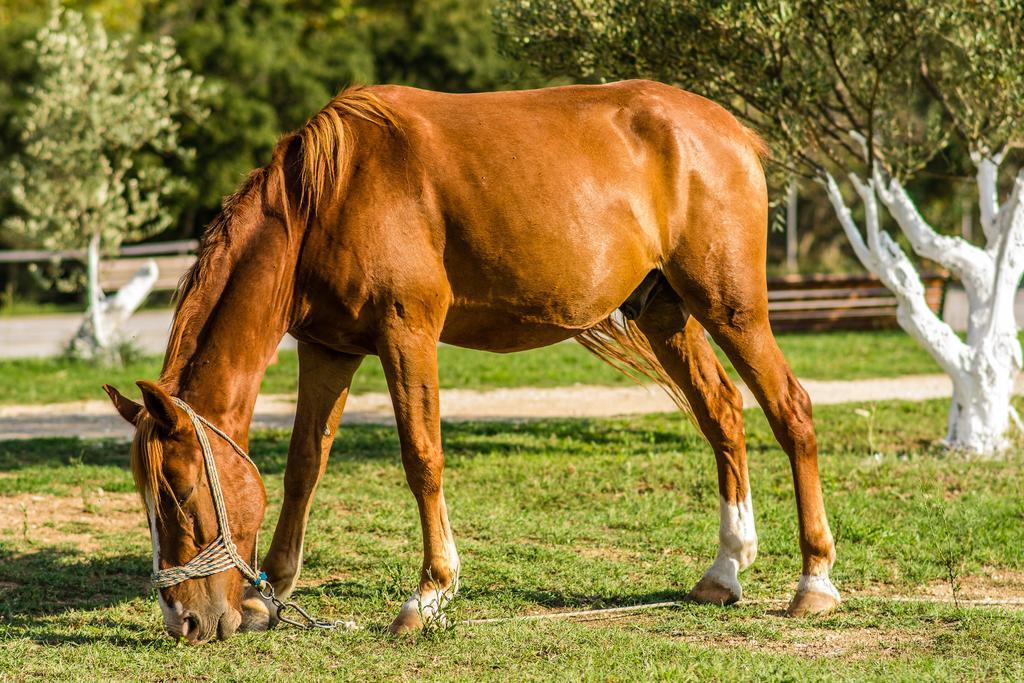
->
xmin=0 ymin=294 xmax=176 ymax=317
xmin=0 ymin=329 xmax=988 ymax=406
xmin=1 ymin=397 xmax=1023 ymax=680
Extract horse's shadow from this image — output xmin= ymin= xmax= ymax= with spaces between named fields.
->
xmin=0 ymin=546 xmax=148 ymax=616
xmin=317 ymin=574 xmax=695 ymax=618
xmin=0 ymin=545 xmax=166 ymax=645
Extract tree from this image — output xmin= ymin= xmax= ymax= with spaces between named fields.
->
xmin=2 ymin=3 xmax=208 ymax=360
xmin=496 ymin=0 xmax=1024 ymax=455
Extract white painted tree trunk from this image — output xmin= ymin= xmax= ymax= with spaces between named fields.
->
xmin=85 ymin=232 xmax=108 ymax=350
xmin=71 ymin=234 xmax=158 ymax=361
xmin=822 ymin=153 xmax=1024 ymax=455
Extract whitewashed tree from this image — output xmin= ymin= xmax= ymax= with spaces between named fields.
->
xmin=2 ymin=4 xmax=208 ymax=361
xmin=498 ymin=0 xmax=1024 ymax=454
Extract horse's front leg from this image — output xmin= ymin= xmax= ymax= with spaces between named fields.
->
xmin=378 ymin=323 xmax=460 ymax=634
xmin=240 ymin=341 xmax=363 ymax=631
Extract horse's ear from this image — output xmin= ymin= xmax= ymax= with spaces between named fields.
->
xmin=135 ymin=381 xmax=187 ymax=434
xmin=103 ymin=384 xmax=143 ymax=425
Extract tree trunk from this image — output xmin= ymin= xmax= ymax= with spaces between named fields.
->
xmin=946 ymin=341 xmax=1017 ymax=453
xmin=85 ymin=232 xmax=108 ymax=351
xmin=71 ymin=234 xmax=158 ymax=362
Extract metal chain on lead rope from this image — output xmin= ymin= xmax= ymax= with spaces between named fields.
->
xmin=150 ymin=397 xmax=352 ymax=630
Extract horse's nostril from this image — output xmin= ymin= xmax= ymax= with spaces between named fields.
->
xmin=182 ymin=614 xmax=201 ymax=643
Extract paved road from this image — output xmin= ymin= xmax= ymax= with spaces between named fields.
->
xmin=0 ymin=310 xmax=297 ymax=358
xmin=0 ymin=286 xmax=1019 ymax=359
xmin=3 ymin=374 xmax=1021 ymax=440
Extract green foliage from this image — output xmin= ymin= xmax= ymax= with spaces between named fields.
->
xmin=0 ymin=3 xmax=209 ymax=254
xmin=496 ymin=0 xmax=1024 ymax=182
xmin=0 ymin=0 xmax=534 ymax=245
xmin=138 ymin=0 xmax=533 ymax=228
xmin=138 ymin=1 xmax=347 ymax=214
xmin=352 ymin=0 xmax=528 ymax=92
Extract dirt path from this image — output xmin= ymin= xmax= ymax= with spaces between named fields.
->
xmin=2 ymin=373 xmax=1022 ymax=440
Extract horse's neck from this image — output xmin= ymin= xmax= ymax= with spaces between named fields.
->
xmin=161 ymin=232 xmax=295 ymax=444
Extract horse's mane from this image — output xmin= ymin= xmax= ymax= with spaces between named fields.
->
xmin=161 ymin=168 xmax=268 ymax=379
xmin=130 ymin=415 xmax=168 ymax=518
xmin=160 ymin=86 xmax=396 ymax=383
xmin=296 ymin=86 xmax=398 ymax=214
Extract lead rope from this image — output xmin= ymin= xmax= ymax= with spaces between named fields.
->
xmin=150 ymin=398 xmax=353 ymax=630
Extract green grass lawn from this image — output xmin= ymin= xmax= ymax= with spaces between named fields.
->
xmin=0 ymin=329 xmax=978 ymax=406
xmin=1 ymin=398 xmax=1022 ymax=680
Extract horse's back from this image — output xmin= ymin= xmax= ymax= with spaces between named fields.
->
xmin=316 ymin=81 xmax=767 ymax=352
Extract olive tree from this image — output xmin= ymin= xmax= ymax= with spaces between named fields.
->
xmin=2 ymin=4 xmax=207 ymax=360
xmin=497 ymin=0 xmax=1024 ymax=455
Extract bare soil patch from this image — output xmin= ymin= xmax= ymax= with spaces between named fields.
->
xmin=857 ymin=568 xmax=1024 ymax=602
xmin=672 ymin=626 xmax=931 ymax=660
xmin=0 ymin=491 xmax=145 ymax=551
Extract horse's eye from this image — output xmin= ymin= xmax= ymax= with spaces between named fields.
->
xmin=161 ymin=461 xmax=200 ymax=507
xmin=170 ymin=481 xmax=197 ymax=506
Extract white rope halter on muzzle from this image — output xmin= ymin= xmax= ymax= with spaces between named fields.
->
xmin=150 ymin=398 xmax=264 ymax=590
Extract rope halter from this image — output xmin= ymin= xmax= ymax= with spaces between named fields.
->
xmin=147 ymin=397 xmax=353 ymax=630
xmin=150 ymin=397 xmax=265 ymax=590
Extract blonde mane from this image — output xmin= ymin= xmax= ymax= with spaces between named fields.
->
xmin=161 ymin=87 xmax=396 ymax=383
xmin=130 ymin=415 xmax=167 ymax=517
xmin=296 ymin=86 xmax=398 ymax=213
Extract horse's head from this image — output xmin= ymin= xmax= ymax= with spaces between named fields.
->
xmin=104 ymin=381 xmax=267 ymax=643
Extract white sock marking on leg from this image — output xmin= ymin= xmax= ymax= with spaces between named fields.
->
xmin=797 ymin=573 xmax=841 ymax=601
xmin=701 ymin=492 xmax=758 ymax=597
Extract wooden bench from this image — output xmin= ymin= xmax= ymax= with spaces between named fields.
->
xmin=96 ymin=242 xmax=197 ymax=293
xmin=767 ymin=273 xmax=947 ymax=332
xmin=99 ymin=254 xmax=196 ymax=292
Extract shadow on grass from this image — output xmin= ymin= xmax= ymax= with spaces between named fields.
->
xmin=0 ymin=417 xmax=702 ymax=477
xmin=0 ymin=546 xmax=148 ymax=618
xmin=317 ymin=573 xmax=692 ymax=613
xmin=3 ymin=616 xmax=166 ymax=648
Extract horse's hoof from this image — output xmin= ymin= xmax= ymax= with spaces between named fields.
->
xmin=388 ymin=610 xmax=423 ymax=635
xmin=687 ymin=573 xmax=741 ymax=606
xmin=786 ymin=575 xmax=841 ymax=617
xmin=239 ymin=588 xmax=276 ymax=632
xmin=389 ymin=590 xmax=453 ymax=635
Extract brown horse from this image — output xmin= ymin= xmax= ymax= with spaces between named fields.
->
xmin=104 ymin=80 xmax=839 ymax=643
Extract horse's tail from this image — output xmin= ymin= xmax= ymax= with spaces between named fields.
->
xmin=741 ymin=124 xmax=770 ymax=161
xmin=575 ymin=316 xmax=692 ymax=416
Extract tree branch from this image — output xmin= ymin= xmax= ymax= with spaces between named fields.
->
xmin=820 ymin=170 xmax=969 ymax=376
xmin=972 ymin=151 xmax=1003 ymax=248
xmin=988 ymin=169 xmax=1024 ymax=341
xmin=871 ymin=162 xmax=993 ymax=295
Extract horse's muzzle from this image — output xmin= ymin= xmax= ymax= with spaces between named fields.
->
xmin=169 ymin=607 xmax=241 ymax=644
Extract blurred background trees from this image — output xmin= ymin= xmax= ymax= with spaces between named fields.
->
xmin=0 ymin=0 xmax=535 ymax=245
xmin=2 ymin=3 xmax=207 ymax=359
xmin=1 ymin=3 xmax=1017 ymax=348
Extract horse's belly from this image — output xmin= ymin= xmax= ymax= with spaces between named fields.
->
xmin=440 ymin=308 xmax=587 ymax=352
xmin=439 ymin=242 xmax=650 ymax=353
xmin=437 ymin=203 xmax=660 ymax=350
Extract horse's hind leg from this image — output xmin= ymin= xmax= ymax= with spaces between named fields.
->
xmin=635 ymin=293 xmax=756 ymax=605
xmin=662 ymin=256 xmax=840 ymax=616
xmin=377 ymin=322 xmax=460 ymax=634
